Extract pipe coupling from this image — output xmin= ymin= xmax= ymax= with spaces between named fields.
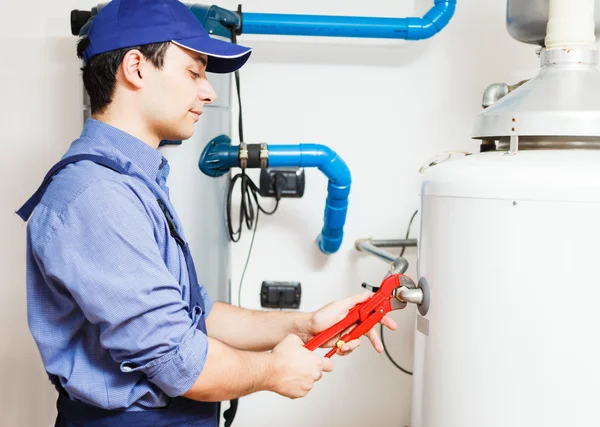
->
xmin=239 ymin=142 xmax=248 ymax=170
xmin=260 ymin=143 xmax=268 ymax=168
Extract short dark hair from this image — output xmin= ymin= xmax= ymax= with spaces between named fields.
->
xmin=76 ymin=37 xmax=171 ymax=115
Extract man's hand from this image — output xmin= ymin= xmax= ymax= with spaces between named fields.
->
xmin=269 ymin=335 xmax=334 ymax=399
xmin=306 ymin=292 xmax=398 ymax=356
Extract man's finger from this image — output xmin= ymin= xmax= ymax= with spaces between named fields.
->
xmin=380 ymin=315 xmax=398 ymax=331
xmin=329 ymin=291 xmax=374 ymax=324
xmin=321 ymin=357 xmax=334 ymax=372
xmin=338 ymin=338 xmax=361 ymax=355
xmin=367 ymin=328 xmax=384 ymax=353
xmin=338 ymin=291 xmax=372 ymax=312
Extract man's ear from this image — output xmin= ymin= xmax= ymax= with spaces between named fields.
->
xmin=120 ymin=49 xmax=146 ymax=88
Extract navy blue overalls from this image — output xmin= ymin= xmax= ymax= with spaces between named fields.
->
xmin=17 ymin=154 xmax=221 ymax=427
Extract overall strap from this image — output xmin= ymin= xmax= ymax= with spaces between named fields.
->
xmin=157 ymin=199 xmax=207 ymax=332
xmin=16 ymin=154 xmax=128 ymax=222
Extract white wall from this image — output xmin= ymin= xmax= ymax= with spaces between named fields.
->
xmin=1 ymin=0 xmax=539 ymax=426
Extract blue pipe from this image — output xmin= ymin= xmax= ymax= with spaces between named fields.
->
xmin=268 ymin=144 xmax=351 ymax=254
xmin=198 ymin=137 xmax=351 ymax=254
xmin=241 ymin=0 xmax=455 ymax=40
xmin=198 ymin=135 xmax=239 ymax=177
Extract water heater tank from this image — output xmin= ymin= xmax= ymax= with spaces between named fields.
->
xmin=412 ymin=149 xmax=600 ymax=426
xmin=412 ymin=2 xmax=600 ymax=424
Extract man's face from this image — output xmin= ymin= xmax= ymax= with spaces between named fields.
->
xmin=141 ymin=44 xmax=216 ymax=142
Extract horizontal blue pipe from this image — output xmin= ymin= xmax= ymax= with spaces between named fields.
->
xmin=241 ymin=0 xmax=455 ymax=40
xmin=268 ymin=144 xmax=351 ymax=254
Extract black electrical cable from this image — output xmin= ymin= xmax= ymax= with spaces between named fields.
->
xmin=400 ymin=210 xmax=418 ymax=257
xmin=380 ymin=323 xmax=413 ymax=375
xmin=380 ymin=209 xmax=419 ymax=375
xmin=231 ymin=31 xmax=244 ymax=144
xmin=226 ymin=173 xmax=278 ymax=243
xmin=237 ymin=202 xmax=258 ymax=308
xmin=226 ymin=173 xmax=279 ymax=306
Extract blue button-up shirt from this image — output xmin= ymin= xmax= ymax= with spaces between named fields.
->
xmin=25 ymin=119 xmax=213 ymax=410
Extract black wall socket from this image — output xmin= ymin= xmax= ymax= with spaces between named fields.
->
xmin=260 ymin=281 xmax=301 ymax=309
xmin=260 ymin=168 xmax=305 ymax=198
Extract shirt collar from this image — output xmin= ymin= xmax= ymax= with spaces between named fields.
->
xmin=81 ymin=118 xmax=169 ymax=183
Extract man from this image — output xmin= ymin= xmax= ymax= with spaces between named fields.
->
xmin=17 ymin=0 xmax=397 ymax=425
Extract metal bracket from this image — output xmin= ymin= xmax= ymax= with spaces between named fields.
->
xmin=508 ymin=134 xmax=519 ymax=155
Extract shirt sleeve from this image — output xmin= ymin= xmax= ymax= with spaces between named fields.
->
xmin=200 ymin=286 xmax=214 ymax=316
xmin=36 ymin=177 xmax=207 ymax=397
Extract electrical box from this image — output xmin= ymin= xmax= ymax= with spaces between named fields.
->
xmin=260 ymin=281 xmax=301 ymax=309
xmin=260 ymin=168 xmax=305 ymax=198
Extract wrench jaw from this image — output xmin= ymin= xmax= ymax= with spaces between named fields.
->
xmin=390 ymin=294 xmax=408 ymax=310
xmin=399 ymin=275 xmax=417 ymax=289
xmin=391 ymin=275 xmax=419 ymax=310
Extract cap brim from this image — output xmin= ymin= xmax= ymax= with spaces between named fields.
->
xmin=172 ymin=38 xmax=251 ymax=74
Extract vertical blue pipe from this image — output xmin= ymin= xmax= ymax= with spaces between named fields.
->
xmin=268 ymin=144 xmax=351 ymax=254
xmin=241 ymin=0 xmax=455 ymax=40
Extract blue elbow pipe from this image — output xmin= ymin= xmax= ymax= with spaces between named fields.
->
xmin=241 ymin=0 xmax=455 ymax=40
xmin=198 ymin=134 xmax=239 ymax=177
xmin=268 ymin=144 xmax=351 ymax=254
xmin=199 ymin=137 xmax=351 ymax=254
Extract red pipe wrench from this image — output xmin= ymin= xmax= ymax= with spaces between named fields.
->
xmin=304 ymin=274 xmax=415 ymax=358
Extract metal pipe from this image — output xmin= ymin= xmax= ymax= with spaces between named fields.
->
xmin=370 ymin=238 xmax=417 ymax=248
xmin=481 ymin=80 xmax=529 ymax=109
xmin=482 ymin=83 xmax=509 ymax=109
xmin=241 ymin=0 xmax=456 ymax=40
xmin=397 ymin=287 xmax=424 ymax=305
xmin=386 ymin=256 xmax=409 ymax=277
xmin=355 ymin=239 xmax=398 ymax=263
xmin=356 ymin=238 xmax=410 ymax=277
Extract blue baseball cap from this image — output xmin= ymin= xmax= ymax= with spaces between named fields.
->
xmin=82 ymin=0 xmax=252 ymax=73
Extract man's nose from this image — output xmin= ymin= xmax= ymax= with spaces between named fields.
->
xmin=198 ymin=78 xmax=217 ymax=105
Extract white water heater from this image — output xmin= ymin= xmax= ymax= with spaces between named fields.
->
xmin=411 ymin=1 xmax=600 ymax=425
